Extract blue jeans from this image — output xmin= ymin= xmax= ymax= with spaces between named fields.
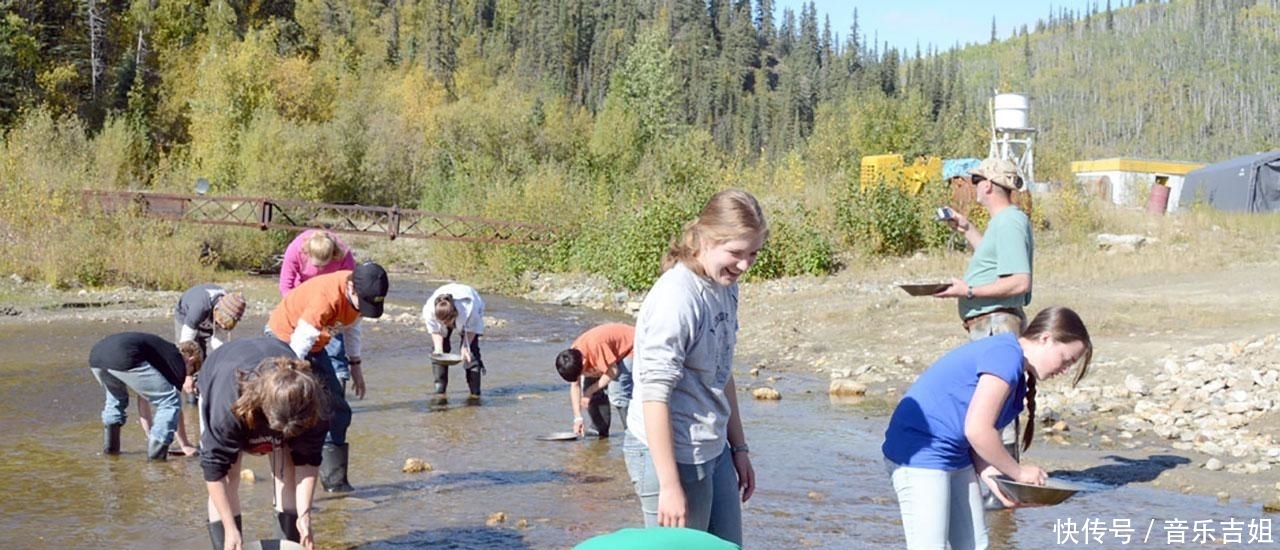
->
xmin=602 ymin=359 xmax=633 ymax=433
xmin=608 ymin=358 xmax=633 ymax=409
xmin=886 ymin=458 xmax=989 ymax=550
xmin=326 ymin=332 xmax=350 ymax=382
xmin=305 ymin=350 xmax=352 ymax=445
xmin=623 ymin=432 xmax=743 ymax=546
xmin=91 ymin=364 xmax=181 ymax=448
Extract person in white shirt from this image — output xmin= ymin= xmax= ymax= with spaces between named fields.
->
xmin=422 ymin=283 xmax=487 ymax=401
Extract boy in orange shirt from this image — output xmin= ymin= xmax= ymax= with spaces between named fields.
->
xmin=267 ymin=262 xmax=389 ymax=492
xmin=555 ymin=323 xmax=635 ymax=437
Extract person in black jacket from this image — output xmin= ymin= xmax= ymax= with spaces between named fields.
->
xmin=88 ymin=332 xmax=204 ymax=459
xmin=199 ymin=337 xmax=329 ymax=550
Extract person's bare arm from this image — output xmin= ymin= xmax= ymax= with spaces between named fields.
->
xmin=937 ymin=273 xmax=1031 ymax=299
xmin=294 ymin=463 xmax=318 ymax=549
xmin=207 ymin=478 xmax=242 ymax=550
xmin=569 ymin=380 xmax=585 ymax=435
xmin=965 ymin=374 xmax=1044 ymax=485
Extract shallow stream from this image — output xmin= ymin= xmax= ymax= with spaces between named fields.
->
xmin=0 ymin=279 xmax=1267 ymax=549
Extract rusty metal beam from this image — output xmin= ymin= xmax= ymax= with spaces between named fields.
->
xmin=81 ymin=190 xmax=554 ymax=244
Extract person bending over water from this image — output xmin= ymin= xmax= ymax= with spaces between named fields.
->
xmin=882 ymin=306 xmax=1093 ymax=550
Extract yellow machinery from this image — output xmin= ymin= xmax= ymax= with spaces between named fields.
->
xmin=859 ymin=154 xmax=942 ymax=195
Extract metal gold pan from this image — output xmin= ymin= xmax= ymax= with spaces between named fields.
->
xmin=993 ymin=475 xmax=1082 ymax=506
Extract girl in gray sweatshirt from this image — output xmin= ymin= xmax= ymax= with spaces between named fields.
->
xmin=624 ymin=189 xmax=767 ymax=546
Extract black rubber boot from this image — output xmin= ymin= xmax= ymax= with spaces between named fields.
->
xmin=465 ymin=366 xmax=482 ymax=399
xmin=206 ymin=515 xmax=242 ymax=550
xmin=432 ymin=363 xmax=449 ymax=394
xmin=585 ymin=394 xmax=611 ymax=438
xmin=103 ymin=424 xmax=122 ymax=455
xmin=147 ymin=438 xmax=169 ymax=461
xmin=320 ymin=443 xmax=354 ymax=493
xmin=275 ymin=511 xmax=301 ymax=542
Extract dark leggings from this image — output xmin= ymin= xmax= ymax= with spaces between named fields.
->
xmin=306 ymin=350 xmax=352 ymax=444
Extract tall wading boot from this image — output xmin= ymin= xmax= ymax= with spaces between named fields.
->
xmin=465 ymin=367 xmax=482 ymax=402
xmin=206 ymin=515 xmax=242 ymax=550
xmin=320 ymin=443 xmax=354 ymax=493
xmin=432 ymin=363 xmax=449 ymax=395
xmin=103 ymin=424 xmax=122 ymax=455
xmin=146 ymin=438 xmax=169 ymax=461
xmin=275 ymin=511 xmax=301 ymax=542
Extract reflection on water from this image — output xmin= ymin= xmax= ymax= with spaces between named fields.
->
xmin=0 ymin=282 xmax=1267 ymax=549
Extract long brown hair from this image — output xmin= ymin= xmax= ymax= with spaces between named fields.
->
xmin=433 ymin=294 xmax=458 ymax=327
xmin=234 ymin=357 xmax=328 ymax=439
xmin=660 ymin=189 xmax=768 ymax=275
xmin=1019 ymin=306 xmax=1093 ymax=451
xmin=178 ymin=340 xmax=204 ymax=376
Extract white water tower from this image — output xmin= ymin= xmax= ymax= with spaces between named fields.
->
xmin=989 ymin=91 xmax=1036 ymax=188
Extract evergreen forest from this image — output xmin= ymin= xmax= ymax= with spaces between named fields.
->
xmin=1 ymin=0 xmax=1278 ymax=290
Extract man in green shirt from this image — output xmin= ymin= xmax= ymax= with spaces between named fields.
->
xmin=936 ymin=156 xmax=1033 ymax=338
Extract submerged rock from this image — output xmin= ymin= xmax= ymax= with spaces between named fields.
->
xmin=402 ymin=457 xmax=433 ymax=473
xmin=752 ymin=387 xmax=781 ymax=400
xmin=486 ymin=512 xmax=506 ymax=526
xmin=829 ymin=379 xmax=867 ymax=396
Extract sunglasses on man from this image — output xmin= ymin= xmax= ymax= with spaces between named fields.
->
xmin=971 ymin=175 xmax=986 ymax=185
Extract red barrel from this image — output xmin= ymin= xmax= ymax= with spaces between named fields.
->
xmin=1146 ymin=177 xmax=1171 ymax=215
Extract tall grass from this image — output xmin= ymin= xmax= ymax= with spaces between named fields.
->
xmin=0 ymin=110 xmax=274 ymax=289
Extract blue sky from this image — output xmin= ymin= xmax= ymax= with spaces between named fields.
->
xmin=774 ymin=1 xmax=1093 ymax=54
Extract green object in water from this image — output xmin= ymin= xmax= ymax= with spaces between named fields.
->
xmin=574 ymin=527 xmax=741 ymax=550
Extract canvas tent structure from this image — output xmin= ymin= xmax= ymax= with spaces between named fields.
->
xmin=1180 ymin=150 xmax=1280 ymax=213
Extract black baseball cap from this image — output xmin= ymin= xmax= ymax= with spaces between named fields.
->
xmin=352 ymin=262 xmax=389 ymax=318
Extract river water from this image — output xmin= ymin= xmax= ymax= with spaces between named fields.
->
xmin=0 ymin=279 xmax=1270 ymax=549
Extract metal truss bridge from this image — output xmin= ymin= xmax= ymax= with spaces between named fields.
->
xmin=81 ymin=190 xmax=554 ymax=245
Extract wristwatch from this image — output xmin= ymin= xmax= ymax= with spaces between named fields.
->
xmin=965 ymin=286 xmax=975 ymax=300
xmin=730 ymin=443 xmax=750 ymax=454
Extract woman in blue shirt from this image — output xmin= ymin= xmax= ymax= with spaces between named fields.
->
xmin=883 ymin=306 xmax=1093 ymax=550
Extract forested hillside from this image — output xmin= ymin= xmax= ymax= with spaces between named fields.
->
xmin=1 ymin=0 xmax=1276 ymax=290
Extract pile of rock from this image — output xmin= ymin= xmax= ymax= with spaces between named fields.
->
xmin=1042 ymin=334 xmax=1280 ymax=473
xmin=519 ymin=271 xmax=637 ymax=312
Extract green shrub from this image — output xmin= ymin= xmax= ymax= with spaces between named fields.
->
xmin=591 ymin=195 xmax=703 ymax=292
xmin=837 ymin=180 xmax=949 ymax=257
xmin=749 ymin=204 xmax=837 ymax=280
xmin=1041 ymin=182 xmax=1104 ymax=244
